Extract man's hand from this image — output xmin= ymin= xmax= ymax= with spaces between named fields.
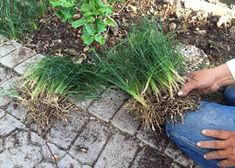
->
xmin=178 ymin=64 xmax=235 ymax=96
xmin=197 ymin=129 xmax=235 ymax=168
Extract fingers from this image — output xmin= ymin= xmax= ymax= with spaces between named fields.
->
xmin=197 ymin=140 xmax=228 ymax=149
xmin=218 ymin=159 xmax=235 ymax=168
xmin=202 ymin=129 xmax=235 ymax=140
xmin=178 ymin=80 xmax=198 ymax=96
xmin=204 ymin=150 xmax=227 ymax=160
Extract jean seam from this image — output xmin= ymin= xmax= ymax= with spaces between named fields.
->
xmin=169 ymin=131 xmax=208 ymax=154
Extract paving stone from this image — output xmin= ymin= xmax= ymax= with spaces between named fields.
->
xmin=14 ymin=54 xmax=44 ymax=75
xmin=0 ymin=66 xmax=12 ymax=84
xmin=82 ymin=165 xmax=92 ymax=168
xmin=0 ymin=47 xmax=36 ymax=69
xmin=0 ymin=114 xmax=25 ymax=136
xmin=94 ymin=133 xmax=139 ymax=168
xmin=58 ymin=154 xmax=82 ymax=168
xmin=136 ymin=126 xmax=168 ymax=150
xmin=0 ymin=145 xmax=42 ymax=168
xmin=42 ymin=142 xmax=66 ymax=162
xmin=4 ymin=130 xmax=28 ymax=149
xmin=69 ymin=120 xmax=111 ymax=165
xmin=88 ymin=89 xmax=127 ymax=122
xmin=30 ymin=132 xmax=46 ymax=145
xmin=37 ymin=162 xmax=54 ymax=168
xmin=0 ymin=35 xmax=8 ymax=45
xmin=74 ymin=87 xmax=106 ymax=110
xmin=131 ymin=146 xmax=173 ymax=168
xmin=75 ymin=99 xmax=93 ymax=110
xmin=6 ymin=101 xmax=28 ymax=121
xmin=48 ymin=111 xmax=88 ymax=149
xmin=164 ymin=142 xmax=194 ymax=168
xmin=111 ymin=107 xmax=140 ymax=136
xmin=0 ymin=77 xmax=18 ymax=107
xmin=0 ymin=41 xmax=22 ymax=58
xmin=0 ymin=109 xmax=6 ymax=118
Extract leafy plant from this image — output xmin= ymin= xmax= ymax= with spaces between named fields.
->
xmin=0 ymin=0 xmax=48 ymax=39
xmin=49 ymin=0 xmax=77 ymax=22
xmin=72 ymin=0 xmax=117 ymax=45
xmin=50 ymin=0 xmax=117 ymax=45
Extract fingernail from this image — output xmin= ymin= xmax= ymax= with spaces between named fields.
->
xmin=204 ymin=155 xmax=207 ymax=159
xmin=202 ymin=130 xmax=207 ymax=135
xmin=196 ymin=142 xmax=201 ymax=147
xmin=178 ymin=91 xmax=183 ymax=96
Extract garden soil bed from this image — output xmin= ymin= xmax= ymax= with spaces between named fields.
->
xmin=23 ymin=1 xmax=235 ymax=63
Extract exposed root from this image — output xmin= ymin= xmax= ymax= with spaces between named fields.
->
xmin=124 ymin=92 xmax=201 ymax=131
xmin=17 ymin=84 xmax=81 ymax=130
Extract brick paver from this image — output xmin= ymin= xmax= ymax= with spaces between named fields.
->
xmin=47 ymin=111 xmax=88 ymax=149
xmin=0 ymin=35 xmax=198 ymax=168
xmin=14 ymin=54 xmax=44 ymax=75
xmin=111 ymin=107 xmax=140 ymax=136
xmin=0 ymin=41 xmax=22 ymax=58
xmin=0 ymin=77 xmax=18 ymax=107
xmin=0 ymin=47 xmax=36 ymax=68
xmin=88 ymin=89 xmax=127 ymax=122
xmin=94 ymin=133 xmax=139 ymax=168
xmin=69 ymin=120 xmax=111 ymax=165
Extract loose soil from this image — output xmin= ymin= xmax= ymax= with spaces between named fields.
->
xmin=23 ymin=1 xmax=235 ymax=63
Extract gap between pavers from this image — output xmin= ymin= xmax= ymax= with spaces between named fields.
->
xmin=0 ymin=114 xmax=25 ymax=137
xmin=69 ymin=120 xmax=112 ymax=165
xmin=47 ymin=111 xmax=89 ymax=150
xmin=0 ymin=77 xmax=20 ymax=107
xmin=0 ymin=47 xmax=36 ymax=69
xmin=0 ymin=41 xmax=22 ymax=58
xmin=14 ymin=54 xmax=44 ymax=75
xmin=94 ymin=132 xmax=139 ymax=168
xmin=88 ymin=89 xmax=127 ymax=122
xmin=111 ymin=106 xmax=141 ymax=136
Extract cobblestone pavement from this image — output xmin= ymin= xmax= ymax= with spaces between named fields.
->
xmin=0 ymin=35 xmax=196 ymax=168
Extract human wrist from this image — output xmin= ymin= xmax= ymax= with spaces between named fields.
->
xmin=214 ymin=64 xmax=235 ymax=87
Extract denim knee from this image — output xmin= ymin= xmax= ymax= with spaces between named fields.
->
xmin=224 ymin=85 xmax=235 ymax=105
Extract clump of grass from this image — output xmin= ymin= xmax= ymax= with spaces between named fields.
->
xmin=18 ymin=56 xmax=103 ymax=127
xmin=95 ymin=20 xmax=200 ymax=130
xmin=23 ymin=56 xmax=102 ymax=100
xmin=0 ymin=0 xmax=48 ymax=39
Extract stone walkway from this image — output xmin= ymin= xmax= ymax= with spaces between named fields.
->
xmin=0 ymin=35 xmax=195 ymax=168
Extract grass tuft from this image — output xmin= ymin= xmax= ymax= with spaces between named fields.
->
xmin=94 ymin=19 xmax=199 ymax=130
xmin=23 ymin=56 xmax=103 ymax=100
xmin=0 ymin=0 xmax=48 ymax=39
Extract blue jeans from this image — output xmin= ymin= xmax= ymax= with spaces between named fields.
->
xmin=165 ymin=86 xmax=235 ymax=168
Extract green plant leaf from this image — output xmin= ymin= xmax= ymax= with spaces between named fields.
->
xmin=95 ymin=34 xmax=105 ymax=45
xmin=71 ymin=18 xmax=85 ymax=28
xmin=97 ymin=20 xmax=106 ymax=33
xmin=81 ymin=2 xmax=90 ymax=12
xmin=103 ymin=16 xmax=117 ymax=27
xmin=81 ymin=33 xmax=94 ymax=45
xmin=84 ymin=23 xmax=96 ymax=35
